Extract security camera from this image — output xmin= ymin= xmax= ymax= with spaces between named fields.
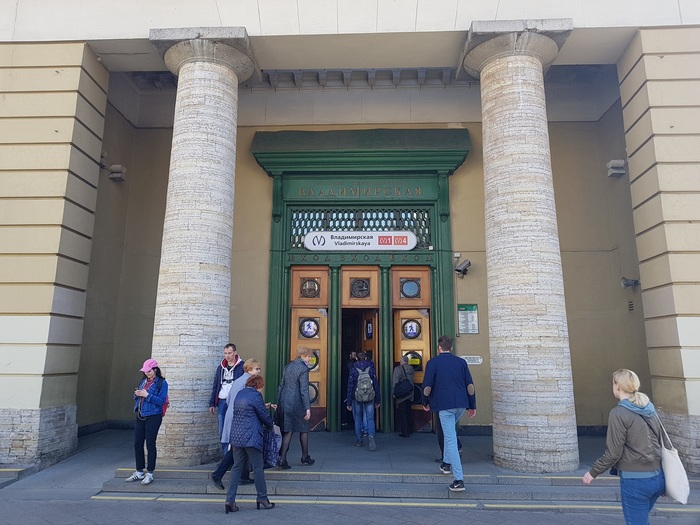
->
xmin=454 ymin=259 xmax=471 ymax=277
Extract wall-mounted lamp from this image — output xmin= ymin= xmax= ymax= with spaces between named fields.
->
xmin=454 ymin=259 xmax=471 ymax=278
xmin=621 ymin=277 xmax=640 ymax=289
xmin=107 ymin=164 xmax=127 ymax=182
xmin=607 ymin=159 xmax=627 ymax=178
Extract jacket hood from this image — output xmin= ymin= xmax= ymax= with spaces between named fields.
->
xmin=618 ymin=398 xmax=656 ymax=418
xmin=221 ymin=356 xmax=242 ymax=368
xmin=354 ymin=360 xmax=374 ymax=372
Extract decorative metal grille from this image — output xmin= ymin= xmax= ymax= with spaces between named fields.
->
xmin=289 ymin=208 xmax=432 ymax=249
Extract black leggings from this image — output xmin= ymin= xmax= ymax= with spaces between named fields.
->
xmin=134 ymin=414 xmax=162 ymax=472
xmin=279 ymin=431 xmax=310 ymax=463
xmin=396 ymin=398 xmax=412 ymax=436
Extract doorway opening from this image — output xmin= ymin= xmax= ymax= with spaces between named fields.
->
xmin=340 ymin=308 xmax=379 ymax=431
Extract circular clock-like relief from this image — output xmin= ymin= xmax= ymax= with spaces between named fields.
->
xmin=405 ymin=350 xmax=423 ymax=371
xmin=400 ymin=278 xmax=420 ymax=299
xmin=299 ymin=318 xmax=319 ymax=338
xmin=350 ymin=278 xmax=370 ymax=298
xmin=308 ymin=382 xmax=319 ymax=404
xmin=307 ymin=350 xmax=320 ymax=371
xmin=402 ymin=319 xmax=421 ymax=339
xmin=300 ymin=278 xmax=320 ymax=298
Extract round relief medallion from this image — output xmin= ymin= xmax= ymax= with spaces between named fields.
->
xmin=299 ymin=318 xmax=319 ymax=338
xmin=400 ymin=278 xmax=420 ymax=299
xmin=350 ymin=278 xmax=370 ymax=298
xmin=405 ymin=350 xmax=423 ymax=371
xmin=402 ymin=319 xmax=421 ymax=339
xmin=308 ymin=383 xmax=319 ymax=404
xmin=300 ymin=278 xmax=320 ymax=298
xmin=307 ymin=350 xmax=320 ymax=371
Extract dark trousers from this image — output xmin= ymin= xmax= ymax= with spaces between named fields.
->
xmin=225 ymin=446 xmax=267 ymax=504
xmin=212 ymin=446 xmax=251 ymax=481
xmin=396 ymin=398 xmax=412 ymax=436
xmin=436 ymin=416 xmax=462 ymax=458
xmin=134 ymin=414 xmax=162 ymax=473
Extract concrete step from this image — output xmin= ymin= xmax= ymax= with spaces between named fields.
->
xmin=0 ymin=467 xmax=34 ymax=489
xmin=92 ymin=491 xmax=700 ymax=520
xmin=103 ymin=467 xmax=700 ymax=506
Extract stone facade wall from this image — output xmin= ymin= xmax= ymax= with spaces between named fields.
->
xmin=618 ymin=27 xmax=700 ymax=473
xmin=0 ymin=405 xmax=76 ymax=465
xmin=0 ymin=42 xmax=108 ymax=467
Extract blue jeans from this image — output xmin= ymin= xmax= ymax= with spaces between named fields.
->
xmin=352 ymin=400 xmax=375 ymax=442
xmin=217 ymin=401 xmax=228 ymax=455
xmin=439 ymin=408 xmax=465 ymax=482
xmin=620 ymin=471 xmax=665 ymax=525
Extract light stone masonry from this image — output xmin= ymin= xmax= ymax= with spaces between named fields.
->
xmin=148 ymin=29 xmax=256 ymax=465
xmin=462 ymin=20 xmax=579 ymax=473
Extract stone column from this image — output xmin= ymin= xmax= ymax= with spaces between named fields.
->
xmin=461 ymin=20 xmax=579 ymax=472
xmin=149 ymin=28 xmax=255 ymax=465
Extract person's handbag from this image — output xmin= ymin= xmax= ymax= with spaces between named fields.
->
xmin=644 ymin=414 xmax=690 ymax=504
xmin=262 ymin=426 xmax=281 ymax=469
xmin=393 ymin=366 xmax=413 ymax=399
xmin=272 ymin=406 xmax=283 ymax=428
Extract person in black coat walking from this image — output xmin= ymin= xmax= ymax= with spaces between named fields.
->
xmin=277 ymin=346 xmax=315 ymax=469
xmin=392 ymin=355 xmax=414 ymax=438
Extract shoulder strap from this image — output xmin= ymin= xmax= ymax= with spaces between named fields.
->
xmin=401 ymin=365 xmax=407 ymax=380
xmin=654 ymin=413 xmax=674 ymax=449
xmin=641 ymin=413 xmax=672 ymax=450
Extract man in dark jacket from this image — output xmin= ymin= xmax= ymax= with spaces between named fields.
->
xmin=346 ymin=352 xmax=380 ymax=451
xmin=422 ymin=335 xmax=476 ymax=492
xmin=209 ymin=343 xmax=244 ymax=454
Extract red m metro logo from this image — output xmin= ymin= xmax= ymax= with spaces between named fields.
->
xmin=378 ymin=236 xmax=392 ymax=245
xmin=393 ymin=236 xmax=408 ymax=245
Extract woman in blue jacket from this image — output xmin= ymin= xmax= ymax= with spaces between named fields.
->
xmin=125 ymin=358 xmax=168 ymax=486
xmin=225 ymin=375 xmax=275 ymax=513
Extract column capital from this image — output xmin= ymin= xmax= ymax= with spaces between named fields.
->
xmin=150 ymin=27 xmax=258 ymax=83
xmin=459 ymin=19 xmax=573 ymax=79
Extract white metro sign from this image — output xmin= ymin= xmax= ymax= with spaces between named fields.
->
xmin=304 ymin=231 xmax=418 ymax=251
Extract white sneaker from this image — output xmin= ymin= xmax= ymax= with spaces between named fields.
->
xmin=125 ymin=471 xmax=144 ymax=482
xmin=141 ymin=472 xmax=154 ymax=485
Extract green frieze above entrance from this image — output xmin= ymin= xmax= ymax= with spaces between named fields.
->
xmin=283 ymin=176 xmax=438 ymax=202
xmin=251 ymin=128 xmax=471 ymax=177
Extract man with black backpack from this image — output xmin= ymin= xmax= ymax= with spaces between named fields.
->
xmin=346 ymin=352 xmax=380 ymax=451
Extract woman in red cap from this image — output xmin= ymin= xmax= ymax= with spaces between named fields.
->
xmin=125 ymin=358 xmax=169 ymax=485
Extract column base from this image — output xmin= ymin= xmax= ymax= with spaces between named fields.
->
xmin=659 ymin=410 xmax=700 ymax=475
xmin=493 ymin=425 xmax=579 ymax=473
xmin=156 ymin=412 xmax=221 ymax=466
xmin=0 ymin=405 xmax=77 ymax=467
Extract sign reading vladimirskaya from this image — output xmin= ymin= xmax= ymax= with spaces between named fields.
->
xmin=304 ymin=231 xmax=418 ymax=251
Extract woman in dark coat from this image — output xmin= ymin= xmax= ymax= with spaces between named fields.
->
xmin=277 ymin=346 xmax=314 ymax=469
xmin=224 ymin=375 xmax=275 ymax=513
xmin=392 ymin=355 xmax=415 ymax=438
